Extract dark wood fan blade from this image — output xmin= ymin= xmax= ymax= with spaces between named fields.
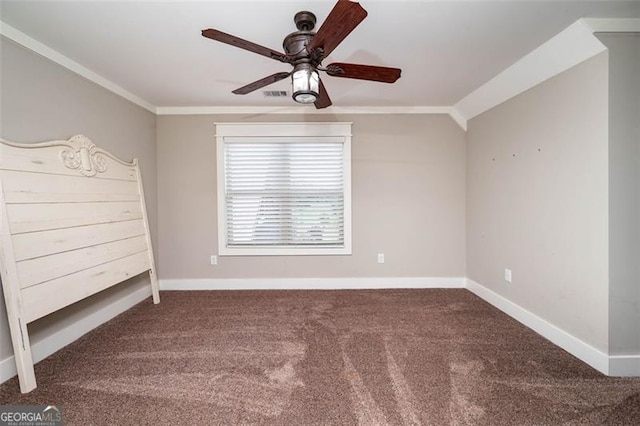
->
xmin=314 ymin=79 xmax=332 ymax=109
xmin=202 ymin=29 xmax=288 ymax=63
xmin=232 ymin=72 xmax=291 ymax=95
xmin=307 ymin=0 xmax=368 ymax=58
xmin=326 ymin=62 xmax=401 ymax=83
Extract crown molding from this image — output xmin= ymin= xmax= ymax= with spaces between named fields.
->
xmin=447 ymin=107 xmax=467 ymax=131
xmin=155 ymin=106 xmax=453 ymax=115
xmin=455 ymin=18 xmax=640 ymax=123
xmin=454 ymin=19 xmax=606 ymax=122
xmin=155 ymin=105 xmax=467 ymax=130
xmin=582 ymin=18 xmax=640 ymax=33
xmin=0 ymin=21 xmax=157 ymax=114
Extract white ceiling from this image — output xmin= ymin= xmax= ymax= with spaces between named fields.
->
xmin=1 ymin=1 xmax=639 ymax=108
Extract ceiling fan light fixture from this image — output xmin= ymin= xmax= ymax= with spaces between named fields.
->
xmin=291 ymin=64 xmax=319 ymax=104
xmin=202 ymin=0 xmax=400 ymax=109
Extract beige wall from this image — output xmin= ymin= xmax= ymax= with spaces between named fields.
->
xmin=597 ymin=33 xmax=640 ymax=355
xmin=466 ymin=53 xmax=610 ymax=352
xmin=0 ymin=38 xmax=157 ymax=360
xmin=157 ymin=114 xmax=466 ymax=279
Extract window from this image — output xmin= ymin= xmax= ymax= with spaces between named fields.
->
xmin=216 ymin=122 xmax=352 ymax=256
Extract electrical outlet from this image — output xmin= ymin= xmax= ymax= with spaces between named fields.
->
xmin=505 ymin=268 xmax=512 ymax=283
xmin=377 ymin=253 xmax=385 ymax=264
xmin=210 ymin=255 xmax=218 ymax=266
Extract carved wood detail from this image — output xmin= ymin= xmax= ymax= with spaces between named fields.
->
xmin=59 ymin=135 xmax=108 ymax=177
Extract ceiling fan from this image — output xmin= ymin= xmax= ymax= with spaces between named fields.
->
xmin=201 ymin=0 xmax=401 ymax=109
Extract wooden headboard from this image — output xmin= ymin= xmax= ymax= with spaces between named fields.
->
xmin=0 ymin=135 xmax=159 ymax=393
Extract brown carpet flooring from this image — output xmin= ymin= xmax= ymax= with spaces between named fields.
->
xmin=1 ymin=289 xmax=639 ymax=425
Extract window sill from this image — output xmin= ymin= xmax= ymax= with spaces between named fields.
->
xmin=219 ymin=246 xmax=352 ymax=256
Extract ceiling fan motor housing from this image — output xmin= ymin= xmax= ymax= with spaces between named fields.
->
xmin=284 ymin=11 xmax=322 ymax=67
xmin=283 ymin=31 xmax=317 ymax=65
xmin=294 ymin=11 xmax=316 ymax=31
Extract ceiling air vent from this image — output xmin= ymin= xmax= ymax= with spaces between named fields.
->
xmin=263 ymin=90 xmax=289 ymax=98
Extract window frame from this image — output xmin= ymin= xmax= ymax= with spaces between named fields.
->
xmin=215 ymin=122 xmax=352 ymax=256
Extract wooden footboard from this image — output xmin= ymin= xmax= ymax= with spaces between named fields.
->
xmin=0 ymin=135 xmax=159 ymax=393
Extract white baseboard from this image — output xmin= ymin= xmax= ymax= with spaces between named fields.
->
xmin=0 ymin=286 xmax=152 ymax=386
xmin=159 ymin=277 xmax=465 ymax=291
xmin=609 ymin=355 xmax=640 ymax=377
xmin=465 ymin=278 xmax=611 ymax=375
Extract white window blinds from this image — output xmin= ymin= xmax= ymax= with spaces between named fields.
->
xmin=216 ymin=122 xmax=352 ymax=256
xmin=224 ymin=141 xmax=345 ymax=248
